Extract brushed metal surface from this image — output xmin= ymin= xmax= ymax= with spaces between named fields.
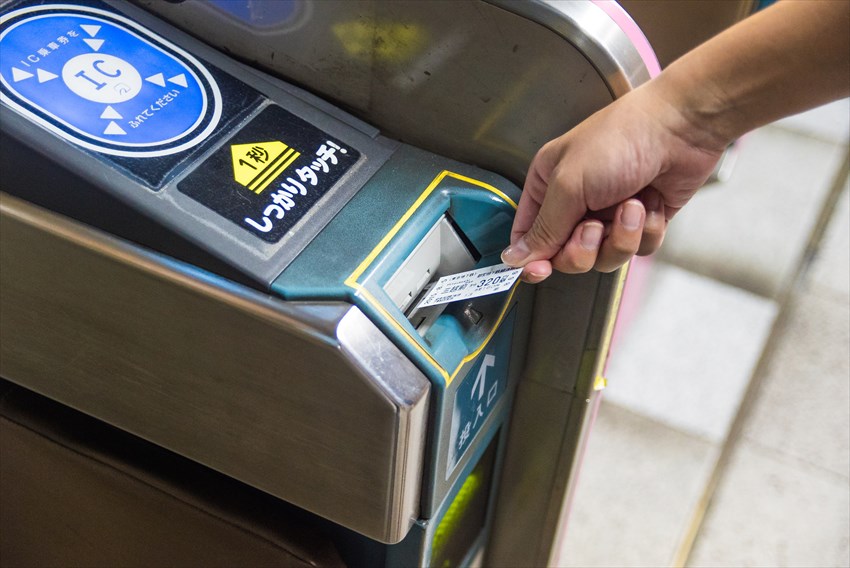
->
xmin=0 ymin=193 xmax=429 ymax=544
xmin=132 ymin=0 xmax=619 ymax=185
xmin=493 ymin=0 xmax=651 ymax=97
xmin=486 ymin=270 xmax=626 ymax=567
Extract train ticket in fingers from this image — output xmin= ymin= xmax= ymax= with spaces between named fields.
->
xmin=414 ymin=264 xmax=523 ymax=309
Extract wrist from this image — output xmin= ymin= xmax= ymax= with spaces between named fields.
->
xmin=647 ymin=61 xmax=741 ymax=154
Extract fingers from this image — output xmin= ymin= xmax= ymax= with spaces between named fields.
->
xmin=513 ymin=192 xmax=667 ymax=280
xmin=517 ymin=220 xmax=605 ymax=281
xmin=637 ymin=187 xmax=667 ymax=256
xmin=594 ymin=199 xmax=646 ymax=272
xmin=549 ymin=220 xmax=605 ymax=274
xmin=543 ymin=201 xmax=646 ymax=274
xmin=519 ymin=259 xmax=553 ymax=284
xmin=503 ymin=133 xmax=672 ymax=280
xmin=509 ymin=143 xmax=559 ymax=244
xmin=509 ymin=180 xmax=546 ymax=246
xmin=503 ymin=164 xmax=587 ymax=267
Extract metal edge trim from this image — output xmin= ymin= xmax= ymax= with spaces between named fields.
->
xmin=336 ymin=306 xmax=432 ymax=543
xmin=485 ymin=0 xmax=652 ymax=95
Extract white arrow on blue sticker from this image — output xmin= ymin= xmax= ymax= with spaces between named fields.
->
xmin=145 ymin=73 xmax=165 ymax=87
xmin=36 ymin=69 xmax=57 ymax=83
xmin=11 ymin=67 xmax=33 ymax=82
xmin=168 ymin=74 xmax=187 ymax=87
xmin=83 ymin=38 xmax=104 ymax=51
xmin=472 ymin=354 xmax=496 ymax=400
xmin=100 ymin=106 xmax=122 ymax=119
xmin=80 ymin=24 xmax=101 ymax=37
xmin=103 ymin=121 xmax=126 ymax=135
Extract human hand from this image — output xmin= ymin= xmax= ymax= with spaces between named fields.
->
xmin=501 ymin=84 xmax=726 ymax=283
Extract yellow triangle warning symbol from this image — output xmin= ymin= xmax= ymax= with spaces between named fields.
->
xmin=231 ymin=141 xmax=301 ymax=194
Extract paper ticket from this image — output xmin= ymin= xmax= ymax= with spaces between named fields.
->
xmin=414 ymin=263 xmax=523 ymax=309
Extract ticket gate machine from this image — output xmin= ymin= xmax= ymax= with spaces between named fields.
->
xmin=0 ymin=1 xmax=656 ymax=566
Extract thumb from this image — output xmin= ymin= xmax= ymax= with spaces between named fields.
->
xmin=502 ymin=168 xmax=587 ymax=267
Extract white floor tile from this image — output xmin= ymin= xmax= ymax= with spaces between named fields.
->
xmin=660 ymin=126 xmax=846 ymax=298
xmin=605 ymin=263 xmax=777 ymax=443
xmin=775 ymin=98 xmax=850 ymax=145
xmin=687 ymin=442 xmax=850 ymax=568
xmin=555 ymin=401 xmax=717 ymax=568
xmin=741 ymin=291 xmax=850 ymax=478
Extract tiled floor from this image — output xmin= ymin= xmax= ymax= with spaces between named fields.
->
xmin=740 ymin=293 xmax=850 ymax=479
xmin=688 ymin=441 xmax=850 ymax=567
xmin=605 ymin=264 xmax=777 ymax=443
xmin=661 ymin=125 xmax=846 ymax=299
xmin=688 ymin=290 xmax=850 ymax=567
xmin=559 ymin=403 xmax=718 ymax=567
xmin=555 ymin=99 xmax=850 ymax=567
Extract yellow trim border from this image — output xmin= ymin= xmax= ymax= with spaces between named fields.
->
xmin=591 ymin=261 xmax=630 ymax=389
xmin=344 ymin=170 xmax=519 ymax=385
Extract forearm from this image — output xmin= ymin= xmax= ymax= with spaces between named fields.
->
xmin=652 ymin=0 xmax=850 ymax=151
xmin=503 ymin=0 xmax=849 ymax=278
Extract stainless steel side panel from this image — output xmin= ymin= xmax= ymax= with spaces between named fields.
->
xmin=0 ymin=193 xmax=429 ymax=544
xmin=487 ymin=269 xmax=626 ymax=567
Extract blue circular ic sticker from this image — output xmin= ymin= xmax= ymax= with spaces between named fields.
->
xmin=0 ymin=4 xmax=222 ymax=157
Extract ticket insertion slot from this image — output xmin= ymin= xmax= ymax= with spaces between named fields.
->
xmin=384 ymin=215 xmax=477 ymax=336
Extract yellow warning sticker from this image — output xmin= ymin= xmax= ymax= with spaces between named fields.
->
xmin=230 ymin=141 xmax=300 ymax=194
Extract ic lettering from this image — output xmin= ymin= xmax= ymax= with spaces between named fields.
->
xmin=92 ymin=59 xmax=122 ymax=78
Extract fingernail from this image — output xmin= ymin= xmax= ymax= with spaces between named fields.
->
xmin=621 ymin=200 xmax=643 ymax=231
xmin=501 ymin=239 xmax=531 ymax=266
xmin=581 ymin=222 xmax=603 ymax=250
